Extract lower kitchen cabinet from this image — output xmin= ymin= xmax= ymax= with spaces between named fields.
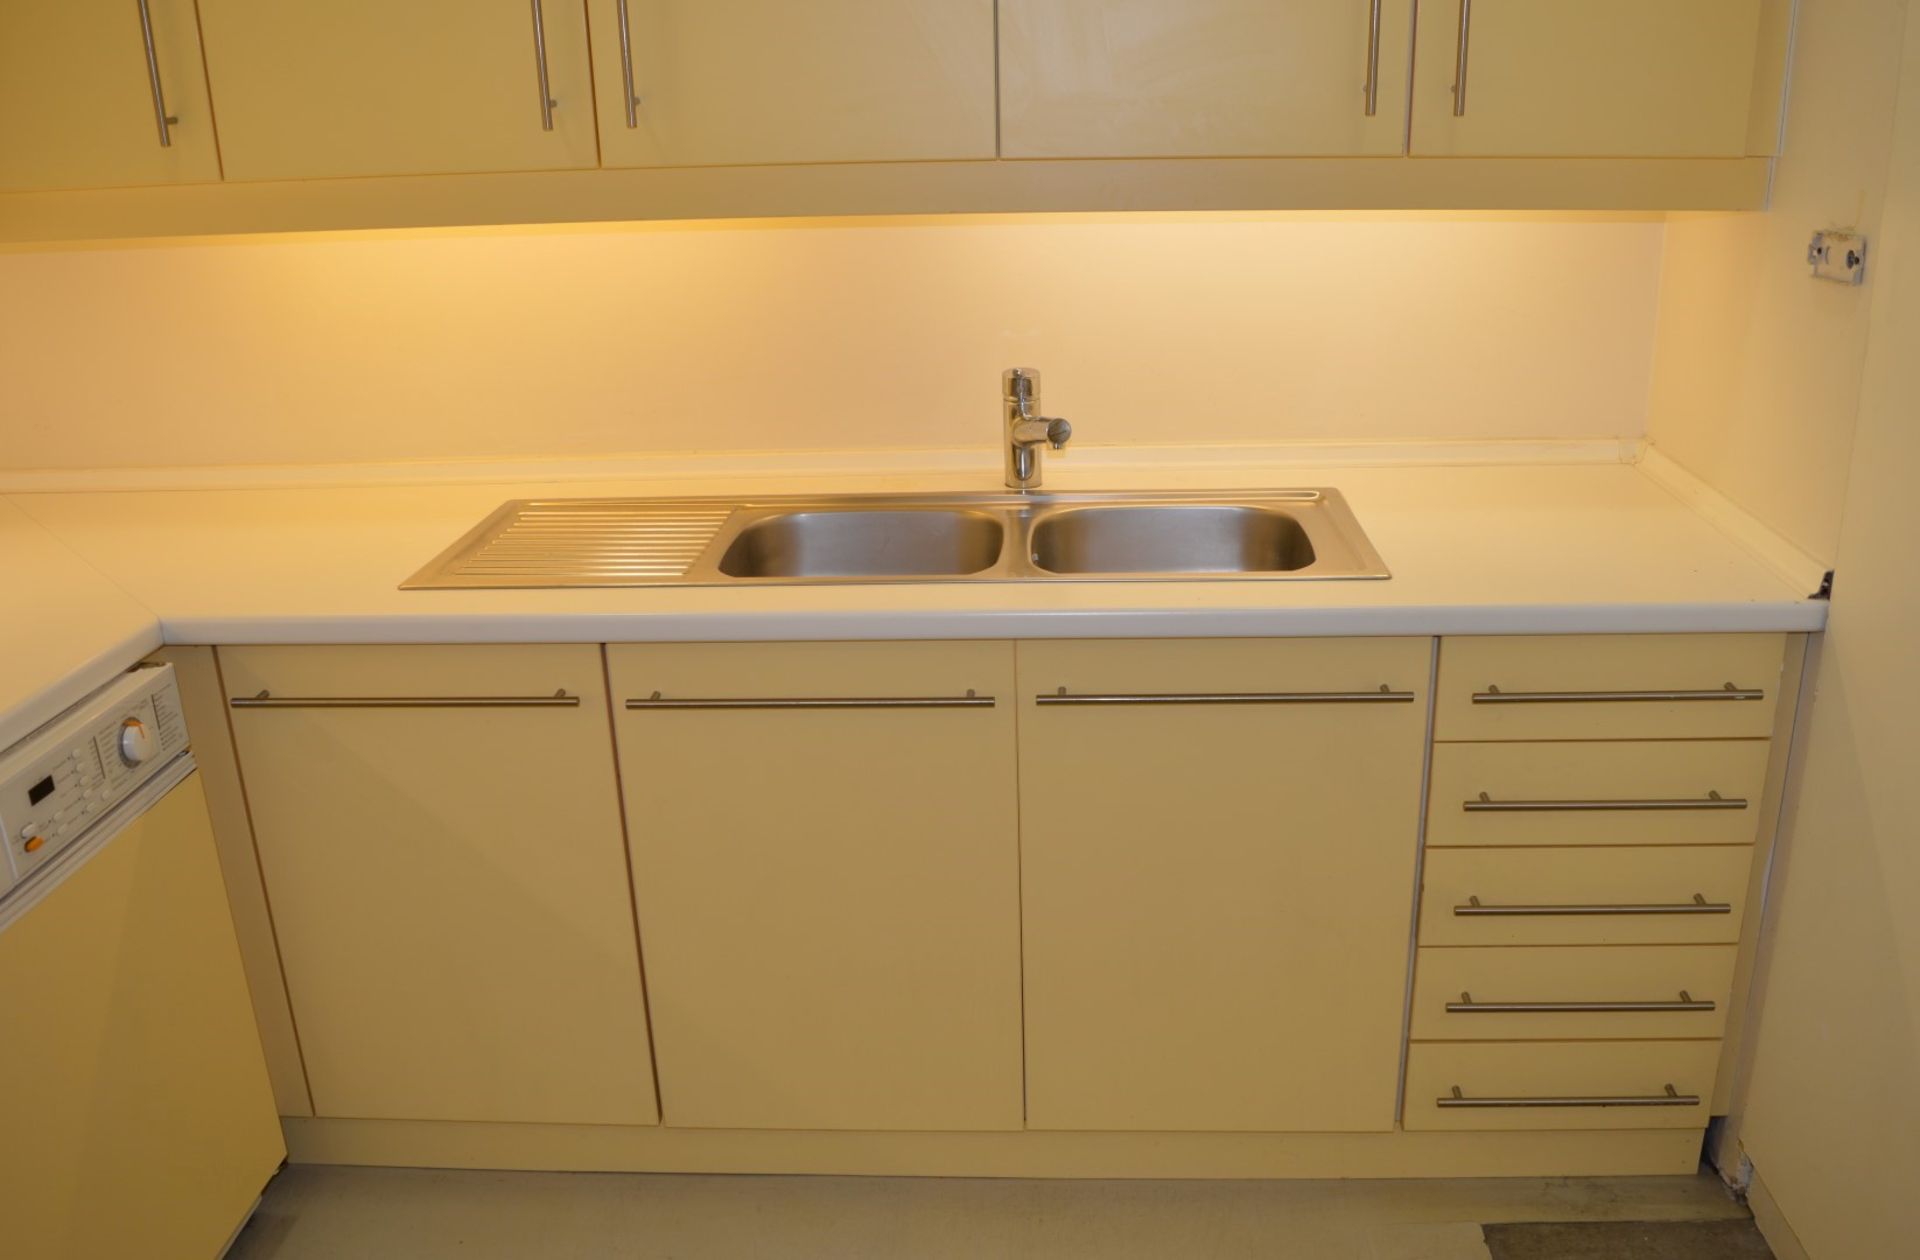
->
xmin=1401 ymin=632 xmax=1800 ymax=1144
xmin=607 ymin=642 xmax=1025 ymax=1131
xmin=197 ymin=631 xmax=1798 ymax=1171
xmin=1016 ymin=638 xmax=1432 ymax=1131
xmin=222 ymin=645 xmax=658 ymax=1126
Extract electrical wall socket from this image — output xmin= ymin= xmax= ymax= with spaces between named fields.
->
xmin=1809 ymin=230 xmax=1868 ymax=285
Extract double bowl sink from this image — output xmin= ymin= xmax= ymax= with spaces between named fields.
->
xmin=402 ymin=489 xmax=1388 ymax=589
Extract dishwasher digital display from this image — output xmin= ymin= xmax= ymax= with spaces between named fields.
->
xmin=27 ymin=775 xmax=55 ymax=806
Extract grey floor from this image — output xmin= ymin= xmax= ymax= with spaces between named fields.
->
xmin=227 ymin=1164 xmax=1768 ymax=1260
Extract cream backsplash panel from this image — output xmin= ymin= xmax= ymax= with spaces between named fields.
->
xmin=1645 ymin=0 xmax=1910 ymax=567
xmin=0 ymin=216 xmax=1662 ymax=471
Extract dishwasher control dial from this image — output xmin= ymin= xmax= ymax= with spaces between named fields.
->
xmin=118 ymin=718 xmax=155 ymax=767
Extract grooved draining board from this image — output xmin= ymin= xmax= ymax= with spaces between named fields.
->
xmin=403 ymin=499 xmax=741 ymax=588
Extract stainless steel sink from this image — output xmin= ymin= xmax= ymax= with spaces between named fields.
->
xmin=1030 ymin=505 xmax=1316 ymax=576
xmin=716 ymin=509 xmax=1005 ymax=578
xmin=402 ymin=489 xmax=1388 ymax=589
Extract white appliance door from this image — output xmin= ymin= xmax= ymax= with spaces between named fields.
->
xmin=0 ymin=767 xmax=285 ymax=1259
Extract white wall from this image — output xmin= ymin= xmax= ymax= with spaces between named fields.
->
xmin=0 ymin=214 xmax=1664 ymax=472
xmin=1732 ymin=9 xmax=1920 ymax=1256
xmin=1646 ymin=0 xmax=1913 ymax=565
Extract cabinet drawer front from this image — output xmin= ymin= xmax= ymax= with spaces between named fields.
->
xmin=1436 ymin=635 xmax=1787 ymax=741
xmin=1420 ymin=847 xmax=1754 ymax=946
xmin=1403 ymin=1041 xmax=1721 ymax=1131
xmin=1411 ymin=945 xmax=1737 ymax=1041
xmin=1427 ymin=741 xmax=1771 ymax=848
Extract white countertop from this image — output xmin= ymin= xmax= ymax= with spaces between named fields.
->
xmin=5 ymin=463 xmax=1823 ymax=719
xmin=0 ymin=498 xmax=161 ymax=748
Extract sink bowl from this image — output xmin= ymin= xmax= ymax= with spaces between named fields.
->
xmin=716 ymin=509 xmax=1005 ymax=579
xmin=1030 ymin=505 xmax=1316 ymax=575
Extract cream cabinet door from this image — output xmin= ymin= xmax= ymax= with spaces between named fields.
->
xmin=223 ymin=646 xmax=658 ymax=1126
xmin=1410 ymin=0 xmax=1768 ymax=157
xmin=1017 ymin=638 xmax=1431 ymax=1132
xmin=589 ymin=1 xmax=997 ymax=167
xmin=999 ymin=0 xmax=1414 ymax=158
xmin=608 ymin=642 xmax=1024 ymax=1131
xmin=196 ymin=0 xmax=598 ymax=181
xmin=0 ymin=1 xmax=220 ymax=192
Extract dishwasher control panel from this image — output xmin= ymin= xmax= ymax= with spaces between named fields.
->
xmin=0 ymin=664 xmax=188 ymax=897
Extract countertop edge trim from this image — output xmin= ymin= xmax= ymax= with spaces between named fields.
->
xmin=153 ymin=602 xmax=1828 ymax=647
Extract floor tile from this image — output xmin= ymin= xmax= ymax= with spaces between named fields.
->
xmin=1366 ymin=1221 xmax=1495 ymax=1260
xmin=1483 ymin=1218 xmax=1774 ymax=1259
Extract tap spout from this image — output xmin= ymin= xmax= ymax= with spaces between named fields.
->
xmin=1003 ymin=368 xmax=1072 ymax=489
xmin=1011 ymin=416 xmax=1073 ymax=450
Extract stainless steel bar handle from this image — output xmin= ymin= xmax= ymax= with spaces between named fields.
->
xmin=530 ymin=0 xmax=558 ymax=131
xmin=1440 ymin=1084 xmax=1698 ymax=1110
xmin=232 ymin=690 xmax=580 ymax=710
xmin=1038 ymin=685 xmax=1416 ymax=707
xmin=1364 ymin=0 xmax=1384 ymax=117
xmin=1451 ymin=0 xmax=1472 ymax=116
xmin=135 ymin=0 xmax=179 ymax=147
xmin=1447 ymin=990 xmax=1716 ymax=1015
xmin=629 ymin=690 xmax=995 ymax=711
xmin=616 ymin=0 xmax=640 ymax=128
xmin=1473 ymin=683 xmax=1765 ymax=705
xmin=1464 ymin=790 xmax=1747 ymax=813
xmin=1455 ymin=893 xmax=1732 ymax=917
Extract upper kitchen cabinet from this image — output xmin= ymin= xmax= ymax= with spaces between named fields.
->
xmin=1 ymin=0 xmax=1792 ymax=240
xmin=0 ymin=1 xmax=221 ymax=192
xmin=1411 ymin=0 xmax=1780 ymax=158
xmin=195 ymin=0 xmax=598 ymax=181
xmin=1000 ymin=0 xmax=1415 ymax=158
xmin=588 ymin=1 xmax=998 ymax=167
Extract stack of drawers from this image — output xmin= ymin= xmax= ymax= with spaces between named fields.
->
xmin=1403 ymin=634 xmax=1790 ymax=1132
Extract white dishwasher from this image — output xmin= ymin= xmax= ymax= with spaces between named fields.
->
xmin=0 ymin=663 xmax=284 ymax=1259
